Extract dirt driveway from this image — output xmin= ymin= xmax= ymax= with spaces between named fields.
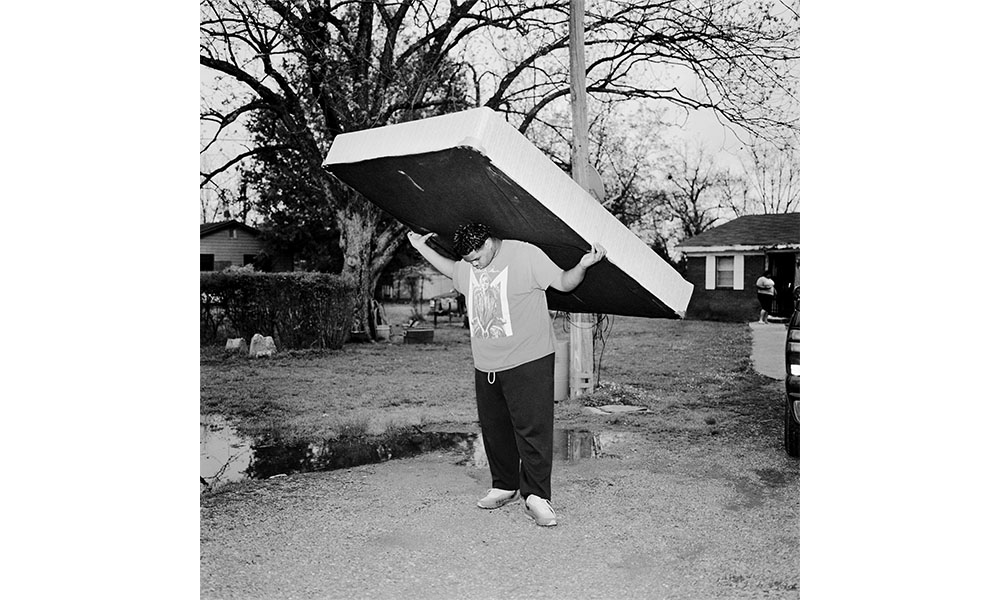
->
xmin=201 ymin=323 xmax=799 ymax=599
xmin=202 ymin=437 xmax=798 ymax=599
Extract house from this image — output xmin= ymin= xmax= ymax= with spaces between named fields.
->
xmin=675 ymin=213 xmax=799 ymax=322
xmin=200 ymin=220 xmax=292 ymax=271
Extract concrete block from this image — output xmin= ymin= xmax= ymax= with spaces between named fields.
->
xmin=249 ymin=334 xmax=276 ymax=357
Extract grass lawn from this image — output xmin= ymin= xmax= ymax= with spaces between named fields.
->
xmin=201 ymin=303 xmax=783 ymax=451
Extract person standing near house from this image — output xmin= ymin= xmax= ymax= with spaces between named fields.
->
xmin=407 ymin=223 xmax=605 ymax=527
xmin=756 ymin=270 xmax=776 ymax=324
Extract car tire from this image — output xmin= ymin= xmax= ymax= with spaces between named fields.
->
xmin=783 ymin=400 xmax=799 ymax=458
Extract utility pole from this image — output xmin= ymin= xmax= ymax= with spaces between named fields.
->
xmin=568 ymin=0 xmax=595 ymax=398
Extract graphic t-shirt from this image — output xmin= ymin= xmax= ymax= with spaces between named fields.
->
xmin=452 ymin=240 xmax=562 ymax=372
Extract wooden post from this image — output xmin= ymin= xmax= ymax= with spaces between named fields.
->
xmin=568 ymin=0 xmax=595 ymax=398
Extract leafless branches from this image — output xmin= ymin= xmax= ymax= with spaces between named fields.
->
xmin=730 ymin=136 xmax=800 ymax=215
xmin=201 ymin=0 xmax=799 ymax=189
xmin=199 ymin=0 xmax=798 ymax=328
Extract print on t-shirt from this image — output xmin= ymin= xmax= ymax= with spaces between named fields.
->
xmin=468 ymin=267 xmax=513 ymax=339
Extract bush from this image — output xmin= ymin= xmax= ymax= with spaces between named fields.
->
xmin=201 ymin=271 xmax=355 ymax=350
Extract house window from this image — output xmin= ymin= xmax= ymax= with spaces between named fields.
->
xmin=715 ymin=256 xmax=735 ymax=288
xmin=229 ymin=228 xmax=237 ymax=239
xmin=705 ymin=254 xmax=744 ymax=290
xmin=200 ymin=254 xmax=214 ymax=271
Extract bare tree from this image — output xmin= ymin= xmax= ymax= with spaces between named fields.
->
xmin=716 ymin=136 xmax=798 ymax=216
xmin=200 ymin=172 xmax=257 ymax=224
xmin=650 ymin=142 xmax=728 ymax=246
xmin=591 ymin=108 xmax=668 ymax=230
xmin=597 ymin=136 xmax=729 ymax=263
xmin=200 ymin=0 xmax=799 ymax=336
xmin=737 ymin=136 xmax=800 ymax=214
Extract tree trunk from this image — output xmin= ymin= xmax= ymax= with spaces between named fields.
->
xmin=339 ymin=206 xmax=377 ymax=340
xmin=337 ymin=195 xmax=408 ymax=341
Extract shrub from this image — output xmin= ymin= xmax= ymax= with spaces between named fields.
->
xmin=200 ymin=271 xmax=355 ymax=350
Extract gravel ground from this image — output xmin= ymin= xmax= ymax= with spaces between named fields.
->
xmin=201 ymin=322 xmax=799 ymax=599
xmin=201 ymin=427 xmax=798 ymax=599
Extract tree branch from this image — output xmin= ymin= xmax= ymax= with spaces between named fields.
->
xmin=201 ymin=144 xmax=295 ymax=188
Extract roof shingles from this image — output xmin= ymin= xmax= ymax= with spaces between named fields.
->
xmin=200 ymin=220 xmax=261 ymax=238
xmin=677 ymin=213 xmax=799 ymax=248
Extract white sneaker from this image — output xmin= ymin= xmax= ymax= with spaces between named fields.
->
xmin=477 ymin=488 xmax=519 ymax=509
xmin=523 ymin=494 xmax=557 ymax=527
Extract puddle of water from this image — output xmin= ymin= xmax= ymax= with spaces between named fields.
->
xmin=555 ymin=429 xmax=644 ymax=461
xmin=200 ymin=415 xmax=252 ymax=488
xmin=200 ymin=419 xmax=643 ymax=491
xmin=200 ymin=417 xmax=481 ymax=490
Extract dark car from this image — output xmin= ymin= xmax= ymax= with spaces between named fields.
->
xmin=783 ymin=288 xmax=800 ymax=457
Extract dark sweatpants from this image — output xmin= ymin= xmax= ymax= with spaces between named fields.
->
xmin=474 ymin=353 xmax=555 ymax=501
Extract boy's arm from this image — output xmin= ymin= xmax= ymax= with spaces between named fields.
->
xmin=407 ymin=231 xmax=457 ymax=278
xmin=550 ymin=243 xmax=606 ymax=292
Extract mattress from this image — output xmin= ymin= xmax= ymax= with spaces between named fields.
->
xmin=322 ymin=107 xmax=693 ymax=318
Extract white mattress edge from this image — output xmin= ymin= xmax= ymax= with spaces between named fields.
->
xmin=324 ymin=108 xmax=694 ymax=314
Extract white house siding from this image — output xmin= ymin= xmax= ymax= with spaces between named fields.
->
xmin=200 ymin=228 xmax=267 ymax=269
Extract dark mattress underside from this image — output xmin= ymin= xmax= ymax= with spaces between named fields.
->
xmin=325 ymin=147 xmax=679 ymax=318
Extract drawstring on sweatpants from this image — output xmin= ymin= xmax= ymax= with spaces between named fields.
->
xmin=487 ymin=371 xmax=496 ymax=385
